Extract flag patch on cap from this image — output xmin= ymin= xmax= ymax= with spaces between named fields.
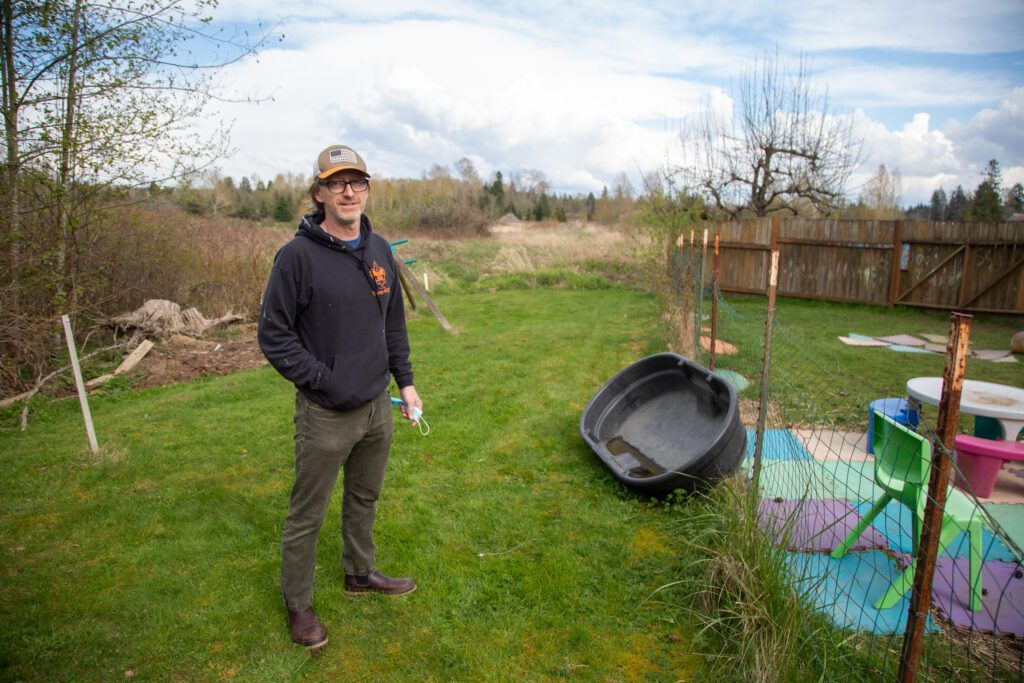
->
xmin=330 ymin=148 xmax=358 ymax=164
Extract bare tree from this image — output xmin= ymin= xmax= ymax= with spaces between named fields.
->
xmin=454 ymin=157 xmax=480 ymax=185
xmin=857 ymin=164 xmax=902 ymax=219
xmin=1 ymin=0 xmax=277 ymax=307
xmin=683 ymin=51 xmax=863 ymax=218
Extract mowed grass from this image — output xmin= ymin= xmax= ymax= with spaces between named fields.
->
xmin=702 ymin=295 xmax=1024 ymax=427
xmin=0 ymin=289 xmax=702 ymax=681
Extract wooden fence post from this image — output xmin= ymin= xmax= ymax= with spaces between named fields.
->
xmin=694 ymin=228 xmax=709 ymax=365
xmin=710 ymin=234 xmax=720 ymax=371
xmin=898 ymin=312 xmax=972 ymax=682
xmin=751 ymin=250 xmax=780 ymax=491
xmin=61 ymin=314 xmax=99 ymax=453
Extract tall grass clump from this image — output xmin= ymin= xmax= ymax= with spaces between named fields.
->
xmin=661 ymin=477 xmax=865 ymax=681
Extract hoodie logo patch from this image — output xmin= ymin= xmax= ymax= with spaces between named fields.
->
xmin=370 ymin=261 xmax=391 ymax=296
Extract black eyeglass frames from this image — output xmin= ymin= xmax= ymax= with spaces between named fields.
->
xmin=320 ymin=177 xmax=369 ymax=194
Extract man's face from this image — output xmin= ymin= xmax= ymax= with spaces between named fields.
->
xmin=316 ymin=170 xmax=369 ymax=229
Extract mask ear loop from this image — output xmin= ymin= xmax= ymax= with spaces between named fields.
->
xmin=391 ymin=397 xmax=430 ymax=436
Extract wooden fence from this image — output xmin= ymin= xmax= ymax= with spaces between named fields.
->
xmin=703 ymin=217 xmax=1024 ymax=316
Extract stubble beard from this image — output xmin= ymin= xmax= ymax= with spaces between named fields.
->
xmin=327 ymin=203 xmax=361 ymax=231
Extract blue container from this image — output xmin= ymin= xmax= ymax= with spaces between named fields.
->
xmin=867 ymin=398 xmax=919 ymax=454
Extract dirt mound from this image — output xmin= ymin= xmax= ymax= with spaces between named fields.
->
xmin=131 ymin=323 xmax=267 ymax=389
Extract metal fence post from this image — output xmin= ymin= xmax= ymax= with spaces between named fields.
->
xmin=751 ymin=250 xmax=779 ymax=491
xmin=898 ymin=312 xmax=972 ymax=682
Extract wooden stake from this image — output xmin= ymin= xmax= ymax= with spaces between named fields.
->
xmin=710 ymin=234 xmax=720 ymax=371
xmin=396 ymin=265 xmax=418 ymax=312
xmin=898 ymin=312 xmax=972 ymax=683
xmin=751 ymin=251 xmax=779 ymax=490
xmin=61 ymin=314 xmax=98 ymax=453
xmin=398 ymin=261 xmax=455 ymax=333
xmin=694 ymin=228 xmax=709 ymax=363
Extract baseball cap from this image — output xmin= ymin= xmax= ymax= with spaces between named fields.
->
xmin=314 ymin=144 xmax=370 ymax=179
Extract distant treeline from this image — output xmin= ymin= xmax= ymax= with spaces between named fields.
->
xmin=168 ymin=157 xmax=1024 ymax=234
xmin=169 ymin=159 xmax=638 ymax=234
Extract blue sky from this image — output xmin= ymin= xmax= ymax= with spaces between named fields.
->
xmin=197 ymin=1 xmax=1024 ymax=206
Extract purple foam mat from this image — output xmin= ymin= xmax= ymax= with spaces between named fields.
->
xmin=759 ymin=498 xmax=887 ymax=552
xmin=931 ymin=559 xmax=1024 ymax=637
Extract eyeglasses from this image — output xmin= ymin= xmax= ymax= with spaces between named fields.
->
xmin=320 ymin=177 xmax=369 ymax=194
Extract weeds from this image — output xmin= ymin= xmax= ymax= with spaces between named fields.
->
xmin=662 ymin=477 xmax=864 ymax=681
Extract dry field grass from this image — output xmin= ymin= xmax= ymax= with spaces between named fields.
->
xmin=397 ymin=218 xmax=646 ymax=290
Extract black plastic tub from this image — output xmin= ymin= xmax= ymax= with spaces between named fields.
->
xmin=580 ymin=353 xmax=746 ymax=495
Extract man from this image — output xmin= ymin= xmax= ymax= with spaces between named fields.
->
xmin=258 ymin=144 xmax=422 ymax=650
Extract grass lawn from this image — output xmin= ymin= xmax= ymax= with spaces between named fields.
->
xmin=700 ymin=295 xmax=1023 ymax=428
xmin=0 ymin=289 xmax=703 ymax=681
xmin=2 ymin=282 xmax=1021 ymax=681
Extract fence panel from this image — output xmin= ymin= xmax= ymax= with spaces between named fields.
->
xmin=710 ymin=218 xmax=1024 ymax=315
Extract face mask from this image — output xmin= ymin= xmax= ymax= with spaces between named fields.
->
xmin=390 ymin=397 xmax=430 ymax=436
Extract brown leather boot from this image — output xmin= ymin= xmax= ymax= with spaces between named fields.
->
xmin=345 ymin=569 xmax=417 ymax=596
xmin=287 ymin=607 xmax=328 ymax=649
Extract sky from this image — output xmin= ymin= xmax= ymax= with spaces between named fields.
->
xmin=194 ymin=0 xmax=1024 ymax=207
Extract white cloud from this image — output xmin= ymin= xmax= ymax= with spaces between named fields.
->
xmin=944 ymin=88 xmax=1024 ymax=173
xmin=187 ymin=2 xmax=1023 ymax=208
xmin=816 ymin=63 xmax=1015 ymax=111
xmin=203 ymin=17 xmax=709 ymax=192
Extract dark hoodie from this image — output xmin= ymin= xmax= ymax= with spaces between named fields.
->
xmin=257 ymin=212 xmax=413 ymax=411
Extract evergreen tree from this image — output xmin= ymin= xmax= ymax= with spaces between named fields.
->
xmin=1006 ymin=183 xmax=1024 ymax=215
xmin=585 ymin=192 xmax=597 ymax=221
xmin=905 ymin=203 xmax=929 ymax=220
xmin=533 ymin=193 xmax=551 ymax=221
xmin=968 ymin=159 xmax=1003 ymax=222
xmin=491 ymin=171 xmax=505 ymax=204
xmin=946 ymin=186 xmax=968 ymax=221
xmin=272 ymin=194 xmax=293 ymax=222
xmin=929 ymin=188 xmax=948 ymax=221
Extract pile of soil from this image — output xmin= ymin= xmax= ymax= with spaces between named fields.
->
xmin=130 ymin=323 xmax=267 ymax=389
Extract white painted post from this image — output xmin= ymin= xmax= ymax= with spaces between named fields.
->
xmin=424 ymin=272 xmax=429 ymax=292
xmin=61 ymin=314 xmax=99 ymax=453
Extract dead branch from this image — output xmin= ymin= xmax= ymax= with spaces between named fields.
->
xmin=6 ymin=341 xmax=130 ymax=431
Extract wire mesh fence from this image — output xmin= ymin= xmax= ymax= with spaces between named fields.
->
xmin=671 ymin=240 xmax=1024 ymax=681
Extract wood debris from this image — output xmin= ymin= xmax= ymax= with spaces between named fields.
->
xmin=102 ymin=299 xmax=243 ymax=340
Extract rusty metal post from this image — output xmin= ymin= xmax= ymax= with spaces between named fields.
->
xmin=751 ymin=250 xmax=779 ymax=491
xmin=898 ymin=312 xmax=972 ymax=683
xmin=710 ymin=234 xmax=720 ymax=371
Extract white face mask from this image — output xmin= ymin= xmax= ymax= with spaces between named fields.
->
xmin=390 ymin=397 xmax=430 ymax=436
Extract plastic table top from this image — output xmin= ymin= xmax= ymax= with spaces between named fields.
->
xmin=906 ymin=377 xmax=1024 ymax=441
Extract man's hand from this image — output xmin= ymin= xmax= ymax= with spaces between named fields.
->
xmin=399 ymin=385 xmax=422 ymax=423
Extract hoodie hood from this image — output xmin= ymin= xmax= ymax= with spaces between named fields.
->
xmin=296 ymin=212 xmax=374 ymax=251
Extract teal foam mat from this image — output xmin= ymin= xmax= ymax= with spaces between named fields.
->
xmin=744 ymin=428 xmax=814 ymax=462
xmin=786 ymin=550 xmax=938 ymax=634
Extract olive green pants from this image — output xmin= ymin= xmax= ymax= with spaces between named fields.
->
xmin=281 ymin=391 xmax=394 ymax=611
